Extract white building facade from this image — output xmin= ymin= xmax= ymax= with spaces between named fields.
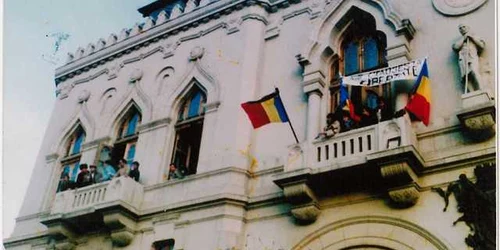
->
xmin=4 ymin=0 xmax=496 ymax=249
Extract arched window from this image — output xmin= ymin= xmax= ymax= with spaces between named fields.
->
xmin=57 ymin=125 xmax=86 ymax=192
xmin=171 ymin=85 xmax=206 ymax=177
xmin=329 ymin=14 xmax=391 ymax=126
xmin=111 ymin=106 xmax=142 ymax=166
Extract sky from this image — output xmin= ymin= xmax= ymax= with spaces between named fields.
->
xmin=3 ymin=0 xmax=152 ymax=239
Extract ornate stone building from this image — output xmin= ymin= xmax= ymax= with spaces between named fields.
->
xmin=4 ymin=0 xmax=496 ymax=249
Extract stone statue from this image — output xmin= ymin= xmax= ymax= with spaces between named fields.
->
xmin=452 ymin=24 xmax=486 ymax=93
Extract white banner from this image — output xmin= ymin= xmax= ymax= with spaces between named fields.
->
xmin=343 ymin=59 xmax=425 ymax=87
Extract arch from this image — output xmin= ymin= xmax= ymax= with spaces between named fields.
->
xmin=292 ymin=216 xmax=451 ymax=250
xmin=300 ymin=0 xmax=414 ymax=76
xmin=54 ymin=119 xmax=88 ymax=156
xmin=107 ymin=100 xmax=143 ymax=140
xmin=106 ymin=79 xmax=153 ymax=126
xmin=163 ymin=60 xmax=220 ymax=119
xmin=53 ymin=105 xmax=95 ymax=154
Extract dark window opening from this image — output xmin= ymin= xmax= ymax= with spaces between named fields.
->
xmin=112 ymin=106 xmax=141 ymax=166
xmin=172 ymin=119 xmax=203 ymax=175
xmin=326 ymin=15 xmax=393 ymax=134
xmin=171 ymin=85 xmax=206 ymax=177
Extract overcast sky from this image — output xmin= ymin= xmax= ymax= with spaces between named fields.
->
xmin=3 ymin=0 xmax=152 ymax=238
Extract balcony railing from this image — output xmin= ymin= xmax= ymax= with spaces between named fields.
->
xmin=311 ymin=116 xmax=417 ymax=170
xmin=50 ymin=176 xmax=143 ymax=215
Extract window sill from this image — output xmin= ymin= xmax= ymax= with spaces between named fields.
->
xmin=60 ymin=153 xmax=82 ymax=164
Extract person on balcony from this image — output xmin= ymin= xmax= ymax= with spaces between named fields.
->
xmin=168 ymin=163 xmax=184 ymax=180
xmin=316 ymin=112 xmax=341 ymax=139
xmin=76 ymin=164 xmax=92 ymax=188
xmin=129 ymin=161 xmax=140 ymax=182
xmin=89 ymin=165 xmax=103 ymax=184
xmin=101 ymin=160 xmax=117 ymax=181
xmin=114 ymin=159 xmax=129 ymax=178
xmin=341 ymin=110 xmax=356 ymax=132
xmin=57 ymin=173 xmax=72 ymax=192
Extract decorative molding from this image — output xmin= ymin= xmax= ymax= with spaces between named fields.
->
xmin=81 ymin=136 xmax=111 ymax=151
xmin=55 ymin=82 xmax=75 ymax=100
xmin=387 ymin=184 xmax=420 ymax=206
xmin=432 ymin=0 xmax=488 ymax=16
xmin=46 ymin=153 xmax=60 ymax=163
xmin=54 ymin=0 xmax=305 ymax=84
xmin=129 ymin=68 xmax=144 ymax=83
xmin=137 ymin=117 xmax=172 ymax=133
xmin=189 ymin=46 xmax=205 ymax=61
xmin=291 ymin=215 xmax=451 ymax=250
xmin=77 ymin=90 xmax=90 ymax=103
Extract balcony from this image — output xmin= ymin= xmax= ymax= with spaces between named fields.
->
xmin=274 ymin=116 xmax=424 ymax=223
xmin=41 ymin=177 xmax=143 ymax=247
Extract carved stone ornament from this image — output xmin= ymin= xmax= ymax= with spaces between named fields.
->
xmin=432 ymin=163 xmax=495 ymax=249
xmin=282 ymin=182 xmax=320 ymax=223
xmin=432 ymin=0 xmax=488 ymax=16
xmin=56 ymin=82 xmax=75 ymax=100
xmin=189 ymin=46 xmax=205 ymax=61
xmin=110 ymin=231 xmax=134 ymax=247
xmin=77 ymin=89 xmax=90 ymax=103
xmin=129 ymin=68 xmax=143 ymax=83
xmin=456 ymin=91 xmax=495 ymax=141
xmin=388 ymin=185 xmax=420 ymax=206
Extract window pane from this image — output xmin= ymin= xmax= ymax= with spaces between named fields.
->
xmin=344 ymin=42 xmax=359 ymax=75
xmin=72 ymin=132 xmax=85 ymax=154
xmin=187 ymin=91 xmax=202 ymax=118
xmin=62 ymin=165 xmax=70 ymax=178
xmin=126 ymin=143 xmax=136 ymax=165
xmin=71 ymin=162 xmax=80 ymax=182
xmin=363 ymin=37 xmax=379 ymax=70
xmin=126 ymin=113 xmax=139 ymax=136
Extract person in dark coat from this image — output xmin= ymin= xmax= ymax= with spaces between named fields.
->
xmin=89 ymin=165 xmax=103 ymax=184
xmin=57 ymin=173 xmax=72 ymax=192
xmin=76 ymin=164 xmax=92 ymax=188
xmin=129 ymin=161 xmax=140 ymax=182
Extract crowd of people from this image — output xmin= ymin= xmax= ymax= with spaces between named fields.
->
xmin=317 ymin=94 xmax=394 ymax=139
xmin=56 ymin=159 xmax=141 ymax=192
xmin=57 ymin=160 xmax=190 ymax=193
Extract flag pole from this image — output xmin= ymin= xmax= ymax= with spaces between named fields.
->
xmin=275 ymin=88 xmax=299 ymax=144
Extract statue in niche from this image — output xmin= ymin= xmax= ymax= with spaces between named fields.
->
xmin=452 ymin=24 xmax=486 ymax=94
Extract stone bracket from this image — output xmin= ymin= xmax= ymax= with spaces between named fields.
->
xmin=103 ymin=212 xmax=138 ymax=247
xmin=457 ymin=91 xmax=495 ymax=141
xmin=274 ymin=170 xmax=320 ymax=224
xmin=281 ymin=181 xmax=320 ymax=224
xmin=380 ymin=161 xmax=420 ymax=207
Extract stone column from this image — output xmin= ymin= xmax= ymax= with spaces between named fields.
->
xmin=233 ymin=6 xmax=268 ymax=170
xmin=302 ymin=71 xmax=326 ymax=142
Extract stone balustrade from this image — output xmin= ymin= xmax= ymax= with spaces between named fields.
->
xmin=310 ymin=116 xmax=417 ymax=170
xmin=50 ymin=176 xmax=143 ymax=215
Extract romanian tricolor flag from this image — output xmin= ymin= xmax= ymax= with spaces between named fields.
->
xmin=340 ymin=78 xmax=361 ymax=122
xmin=405 ymin=59 xmax=431 ymax=126
xmin=241 ymin=89 xmax=289 ymax=129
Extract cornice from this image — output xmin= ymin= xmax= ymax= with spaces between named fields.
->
xmin=55 ymin=0 xmax=300 ymax=85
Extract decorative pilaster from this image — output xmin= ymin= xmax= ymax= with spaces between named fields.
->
xmin=302 ymin=70 xmax=326 ymax=142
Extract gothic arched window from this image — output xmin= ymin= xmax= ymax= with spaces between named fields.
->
xmin=58 ymin=125 xmax=86 ymax=190
xmin=112 ymin=106 xmax=142 ymax=166
xmin=329 ymin=17 xmax=390 ymax=121
xmin=171 ymin=85 xmax=206 ymax=177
